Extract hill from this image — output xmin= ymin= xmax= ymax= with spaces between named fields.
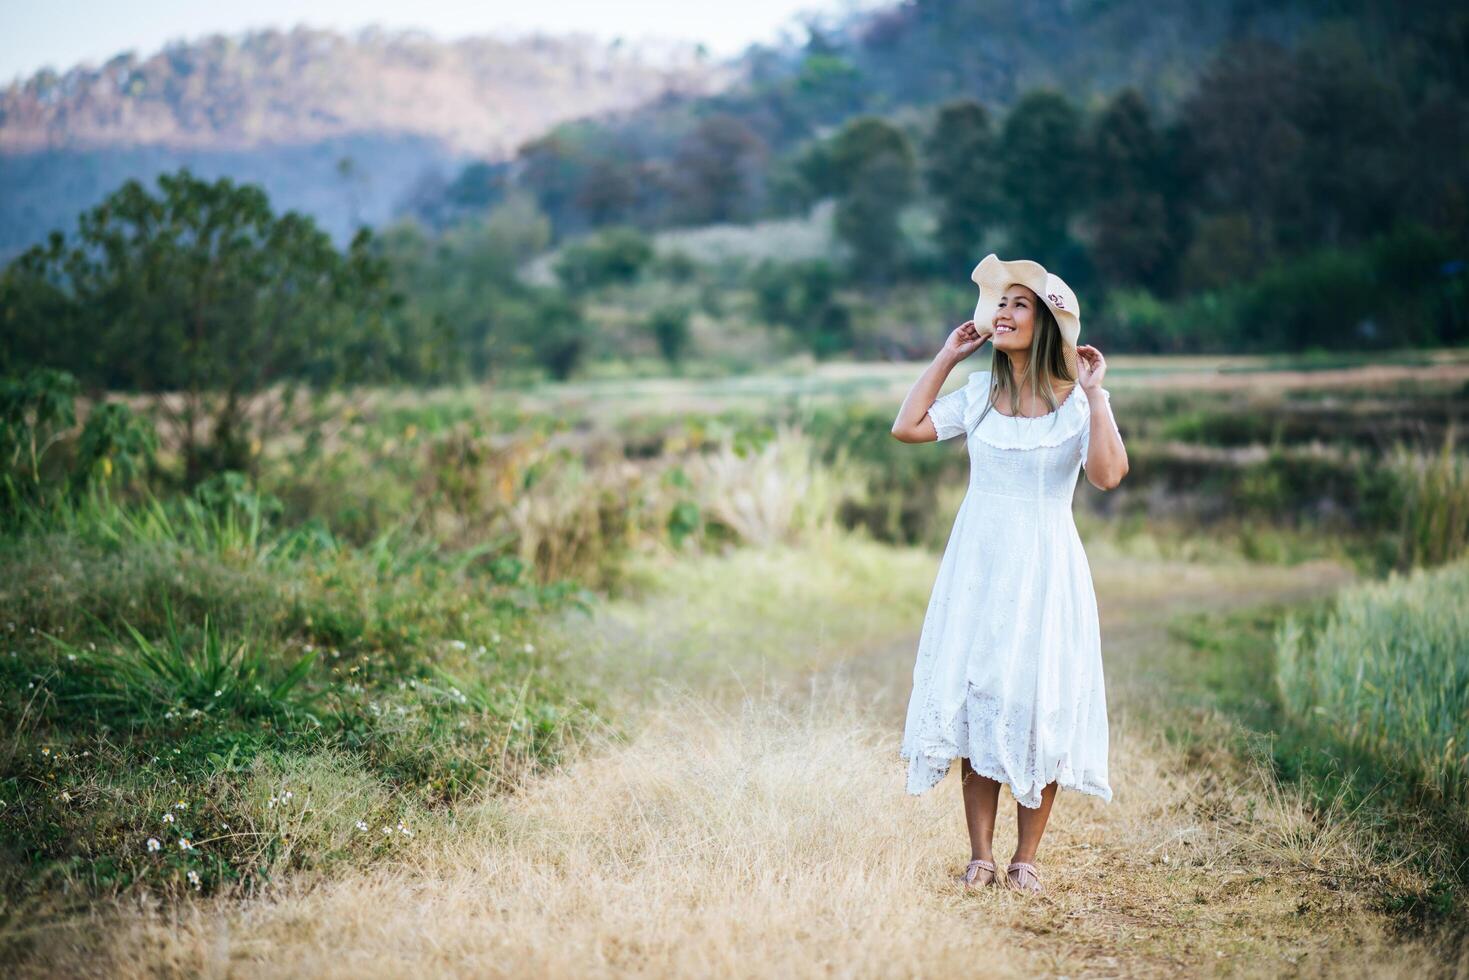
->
xmin=0 ymin=25 xmax=739 ymax=256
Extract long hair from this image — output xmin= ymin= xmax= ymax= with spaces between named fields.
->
xmin=974 ymin=290 xmax=1077 ymax=427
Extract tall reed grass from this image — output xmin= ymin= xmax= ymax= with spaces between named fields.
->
xmin=1275 ymin=555 xmax=1469 ymax=805
xmin=1386 ymin=432 xmax=1469 ymax=570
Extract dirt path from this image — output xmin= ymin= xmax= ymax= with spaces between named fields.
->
xmin=33 ymin=546 xmax=1454 ymax=978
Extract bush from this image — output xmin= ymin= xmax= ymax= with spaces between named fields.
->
xmin=1 ymin=369 xmax=160 ymax=516
xmin=554 ymin=227 xmax=655 ymax=293
xmin=648 ymin=305 xmax=693 ymax=366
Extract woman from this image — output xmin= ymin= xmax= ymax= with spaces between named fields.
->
xmin=889 ymin=254 xmax=1129 ymax=895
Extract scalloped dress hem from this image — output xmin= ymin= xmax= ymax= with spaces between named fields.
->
xmin=901 ymin=749 xmax=1115 ymax=809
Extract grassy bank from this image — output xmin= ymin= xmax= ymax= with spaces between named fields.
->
xmin=0 ymin=488 xmax=599 ymax=945
xmin=1164 ymin=585 xmax=1469 ymax=943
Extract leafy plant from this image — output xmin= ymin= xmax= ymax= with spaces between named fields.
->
xmin=53 ymin=605 xmax=319 ymax=723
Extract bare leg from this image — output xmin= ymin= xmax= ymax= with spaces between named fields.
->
xmin=959 ymin=758 xmax=1001 ymax=862
xmin=1011 ymin=780 xmax=1058 ymax=864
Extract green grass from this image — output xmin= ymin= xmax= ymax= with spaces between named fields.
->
xmin=0 ymin=488 xmax=602 ymax=921
xmin=1275 ymin=555 xmax=1469 ymax=808
xmin=1162 ymin=597 xmax=1469 ymax=940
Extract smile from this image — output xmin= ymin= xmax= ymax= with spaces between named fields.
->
xmin=995 ymin=325 xmax=1016 ymax=334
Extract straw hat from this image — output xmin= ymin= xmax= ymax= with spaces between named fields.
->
xmin=971 ymin=253 xmax=1081 ymax=378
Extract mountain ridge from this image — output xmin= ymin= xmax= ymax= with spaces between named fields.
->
xmin=0 ymin=24 xmax=741 ymax=158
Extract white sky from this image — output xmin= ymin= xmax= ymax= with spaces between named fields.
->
xmin=0 ymin=0 xmax=887 ymax=83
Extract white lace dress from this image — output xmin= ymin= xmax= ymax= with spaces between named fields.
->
xmin=899 ymin=368 xmax=1115 ymax=808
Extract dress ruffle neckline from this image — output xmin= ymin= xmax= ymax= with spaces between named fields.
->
xmin=962 ymin=373 xmax=1092 ymax=451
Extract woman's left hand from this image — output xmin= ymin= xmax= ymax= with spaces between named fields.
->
xmin=1076 ymin=344 xmax=1107 ymax=391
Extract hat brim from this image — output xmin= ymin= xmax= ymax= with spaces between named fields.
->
xmin=971 ymin=254 xmax=1080 ymax=378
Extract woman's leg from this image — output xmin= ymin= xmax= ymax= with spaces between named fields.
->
xmin=959 ymin=757 xmax=1001 ymax=862
xmin=1011 ymin=780 xmax=1058 ymax=863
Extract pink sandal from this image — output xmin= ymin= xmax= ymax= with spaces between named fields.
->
xmin=957 ymin=858 xmax=997 ymax=891
xmin=1005 ymin=860 xmax=1043 ymax=894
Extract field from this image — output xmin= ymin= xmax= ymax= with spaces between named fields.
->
xmin=3 ymin=350 xmax=1468 ymax=977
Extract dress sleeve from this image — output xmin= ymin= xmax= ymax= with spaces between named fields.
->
xmin=926 ymin=371 xmax=980 ymax=441
xmin=1079 ymin=387 xmax=1113 ymax=471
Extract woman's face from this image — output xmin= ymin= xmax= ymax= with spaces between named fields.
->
xmin=990 ymin=283 xmax=1038 ymax=353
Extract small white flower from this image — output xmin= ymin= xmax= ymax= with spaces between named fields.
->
xmin=283 ymin=790 xmax=294 ymax=801
xmin=178 ymin=838 xmax=193 ymax=851
xmin=382 ymin=825 xmax=393 ymax=835
xmin=268 ymin=796 xmax=278 ymax=809
xmin=213 ymin=689 xmax=222 ymax=698
xmin=187 ymin=869 xmax=201 ymax=889
xmin=355 ymin=820 xmax=369 ymax=832
xmin=146 ymin=837 xmax=161 ymax=852
xmin=449 ymin=640 xmax=467 ymax=651
xmin=66 ymin=653 xmax=76 ymax=661
xmin=396 ymin=821 xmax=413 ymax=838
xmin=173 ymin=801 xmax=187 ymax=810
xmin=40 ymin=747 xmax=50 ymax=756
xmin=304 ymin=644 xmax=314 ymax=652
xmin=523 ymin=642 xmax=534 ymax=654
xmin=163 ymin=812 xmax=175 ymax=824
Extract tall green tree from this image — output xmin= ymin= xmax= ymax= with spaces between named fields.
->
xmin=0 ymin=169 xmax=396 ymax=480
xmin=825 ymin=116 xmax=917 ymax=282
xmin=924 ymin=100 xmax=1000 ymax=276
xmin=1292 ymin=29 xmax=1408 ymax=249
xmin=1086 ymin=88 xmax=1177 ymax=290
xmin=998 ymin=90 xmax=1088 ymax=266
xmin=1178 ymin=38 xmax=1306 ymax=263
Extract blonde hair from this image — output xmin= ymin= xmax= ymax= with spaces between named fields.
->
xmin=974 ymin=285 xmax=1076 ymax=427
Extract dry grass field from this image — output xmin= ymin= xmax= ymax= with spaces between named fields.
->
xmin=20 ymin=532 xmax=1466 ymax=978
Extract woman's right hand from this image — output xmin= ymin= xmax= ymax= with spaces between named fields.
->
xmin=942 ymin=320 xmax=992 ymax=362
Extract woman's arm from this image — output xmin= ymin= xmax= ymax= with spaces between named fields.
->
xmin=1076 ymin=344 xmax=1128 ymax=490
xmin=891 ymin=320 xmax=988 ymax=443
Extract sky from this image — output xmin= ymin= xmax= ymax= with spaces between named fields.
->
xmin=0 ymin=0 xmax=885 ymax=83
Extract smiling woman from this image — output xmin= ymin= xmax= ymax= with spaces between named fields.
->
xmin=890 ymin=253 xmax=1129 ymax=895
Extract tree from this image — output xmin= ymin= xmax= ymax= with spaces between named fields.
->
xmin=517 ymin=126 xmax=595 ymax=237
xmin=672 ymin=114 xmax=769 ymax=225
xmin=554 ymin=227 xmax=655 ymax=293
xmin=1178 ymin=39 xmax=1306 ymax=260
xmin=647 ymin=305 xmax=692 ymax=367
xmin=1291 ymin=29 xmax=1408 ymax=248
xmin=575 ymin=157 xmax=640 ymax=227
xmin=1085 ymin=89 xmax=1177 ymax=290
xmin=377 ymin=194 xmax=587 ymax=381
xmin=0 ymin=169 xmax=395 ymax=481
xmin=825 ymin=117 xmax=917 ymax=282
xmin=998 ymin=90 xmax=1088 ymax=266
xmin=924 ymin=100 xmax=1000 ymax=275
